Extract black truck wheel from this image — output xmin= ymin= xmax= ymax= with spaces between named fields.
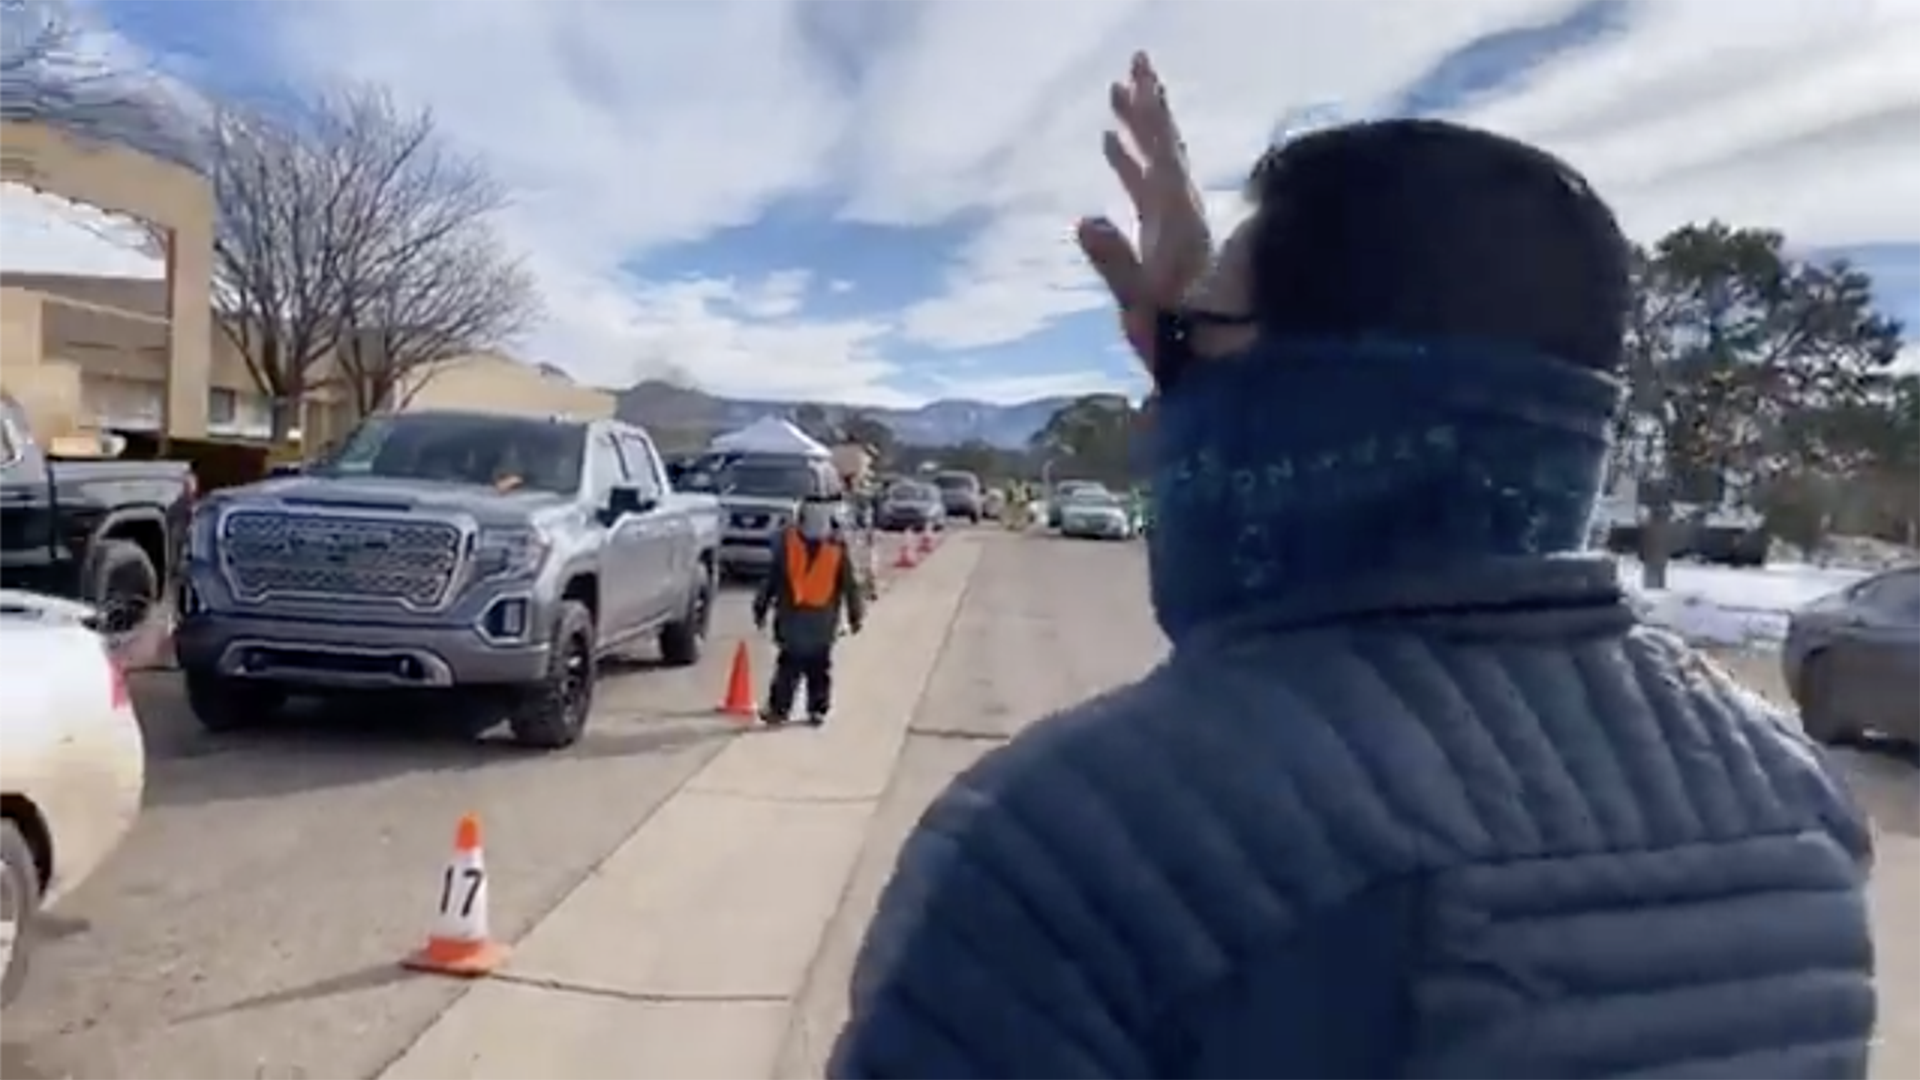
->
xmin=506 ymin=600 xmax=595 ymax=749
xmin=84 ymin=538 xmax=159 ymax=638
xmin=658 ymin=563 xmax=713 ymax=667
xmin=184 ymin=670 xmax=285 ymax=732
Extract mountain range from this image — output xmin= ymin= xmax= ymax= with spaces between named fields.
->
xmin=614 ymin=380 xmax=1076 ymax=449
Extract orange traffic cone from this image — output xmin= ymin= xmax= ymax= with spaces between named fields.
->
xmin=718 ymin=640 xmax=758 ymax=720
xmin=403 ymin=813 xmax=508 ymax=978
xmin=918 ymin=527 xmax=935 ymax=555
xmin=892 ymin=538 xmax=918 ymax=570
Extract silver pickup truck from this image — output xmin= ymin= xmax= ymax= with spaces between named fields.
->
xmin=174 ymin=410 xmax=721 ymax=748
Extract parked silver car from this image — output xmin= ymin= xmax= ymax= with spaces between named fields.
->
xmin=1782 ymin=565 xmax=1920 ymax=746
xmin=1057 ymin=489 xmax=1134 ymax=540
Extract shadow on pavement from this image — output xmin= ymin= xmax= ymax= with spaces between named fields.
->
xmin=139 ymin=708 xmax=522 ymax=811
xmin=134 ymin=674 xmax=741 ymax=810
xmin=171 ymin=961 xmax=414 ymax=1024
xmin=1835 ymin=743 xmax=1920 ymax=838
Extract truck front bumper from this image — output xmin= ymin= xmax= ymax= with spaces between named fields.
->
xmin=720 ymin=535 xmax=776 ymax=573
xmin=174 ymin=611 xmax=551 ymax=689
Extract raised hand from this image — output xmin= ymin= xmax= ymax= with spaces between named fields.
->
xmin=1077 ymin=52 xmax=1215 ymax=369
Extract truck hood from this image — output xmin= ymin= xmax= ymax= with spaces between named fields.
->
xmin=220 ymin=475 xmax=569 ymax=527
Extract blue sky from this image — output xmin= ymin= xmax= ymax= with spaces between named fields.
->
xmin=7 ymin=0 xmax=1916 ymax=405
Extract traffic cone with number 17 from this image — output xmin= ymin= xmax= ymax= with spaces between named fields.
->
xmin=403 ymin=813 xmax=508 ymax=978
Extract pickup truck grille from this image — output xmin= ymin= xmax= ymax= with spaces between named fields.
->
xmin=219 ymin=511 xmax=464 ymax=608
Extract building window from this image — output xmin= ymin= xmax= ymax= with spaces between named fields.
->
xmin=208 ymin=388 xmax=239 ymax=426
xmin=80 ymin=376 xmax=161 ymax=431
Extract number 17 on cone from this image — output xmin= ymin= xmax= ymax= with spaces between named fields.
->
xmin=403 ymin=813 xmax=509 ymax=977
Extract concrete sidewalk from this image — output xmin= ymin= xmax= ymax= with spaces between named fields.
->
xmin=377 ymin=535 xmax=981 ymax=1080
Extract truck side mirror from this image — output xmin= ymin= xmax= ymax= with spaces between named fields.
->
xmin=606 ymin=484 xmax=656 ymax=521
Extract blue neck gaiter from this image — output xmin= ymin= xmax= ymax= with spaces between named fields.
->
xmin=1144 ymin=336 xmax=1623 ymax=645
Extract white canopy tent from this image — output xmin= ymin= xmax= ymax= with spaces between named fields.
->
xmin=708 ymin=416 xmax=832 ymax=458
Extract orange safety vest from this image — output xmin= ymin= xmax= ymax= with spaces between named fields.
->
xmin=782 ymin=529 xmax=844 ymax=608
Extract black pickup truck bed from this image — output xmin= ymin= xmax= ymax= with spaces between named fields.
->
xmin=0 ymin=394 xmax=194 ymax=632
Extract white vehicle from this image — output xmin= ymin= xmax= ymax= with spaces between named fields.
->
xmin=0 ymin=590 xmax=146 ymax=1007
xmin=1058 ymin=490 xmax=1135 ymax=541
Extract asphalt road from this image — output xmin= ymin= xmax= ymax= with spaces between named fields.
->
xmin=5 ymin=528 xmax=1913 ymax=1079
xmin=783 ymin=528 xmax=1168 ymax=1074
xmin=1 ymin=573 xmax=785 ymax=1080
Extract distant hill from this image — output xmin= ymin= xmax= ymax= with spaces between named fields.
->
xmin=614 ymin=380 xmax=1076 ymax=450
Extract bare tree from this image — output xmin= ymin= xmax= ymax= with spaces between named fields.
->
xmin=197 ymin=85 xmax=537 ymax=437
xmin=1 ymin=0 xmax=195 ymax=165
xmin=336 ymin=229 xmax=540 ymax=417
xmin=197 ymin=102 xmax=350 ymax=438
xmin=324 ymin=88 xmax=538 ymax=417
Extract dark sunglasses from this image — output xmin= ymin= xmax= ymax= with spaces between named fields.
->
xmin=1150 ymin=307 xmax=1254 ymax=394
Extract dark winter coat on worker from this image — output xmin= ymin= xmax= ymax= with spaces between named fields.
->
xmin=826 ymin=335 xmax=1876 ymax=1078
xmin=753 ymin=528 xmax=865 ymax=655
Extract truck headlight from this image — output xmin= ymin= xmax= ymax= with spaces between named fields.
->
xmin=474 ymin=527 xmax=550 ymax=579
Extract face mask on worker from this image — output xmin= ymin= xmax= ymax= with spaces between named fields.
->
xmin=796 ymin=503 xmax=837 ymax=540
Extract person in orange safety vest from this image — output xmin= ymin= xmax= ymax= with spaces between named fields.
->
xmin=751 ymin=493 xmax=866 ymax=726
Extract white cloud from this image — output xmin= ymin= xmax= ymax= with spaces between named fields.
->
xmin=9 ymin=0 xmax=1915 ymax=407
xmin=886 ymin=0 xmax=1919 ymax=354
xmin=0 ymin=184 xmax=161 ymax=277
xmin=514 ymin=257 xmax=904 ymax=403
xmin=1449 ymin=0 xmax=1920 ymax=247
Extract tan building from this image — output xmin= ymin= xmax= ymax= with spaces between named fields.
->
xmin=0 ymin=120 xmax=214 ymax=441
xmin=0 ymin=270 xmax=352 ymax=444
xmin=0 ymin=269 xmax=614 ymax=451
xmin=2 ymin=121 xmax=598 ymax=454
xmin=394 ymin=353 xmax=614 ymax=422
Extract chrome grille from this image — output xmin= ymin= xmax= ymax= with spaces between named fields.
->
xmin=219 ymin=511 xmax=464 ymax=608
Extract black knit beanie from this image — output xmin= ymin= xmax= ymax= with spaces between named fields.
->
xmin=1243 ymin=118 xmax=1632 ymax=374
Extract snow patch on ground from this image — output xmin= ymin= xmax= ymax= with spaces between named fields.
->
xmin=1619 ymin=558 xmax=1869 ymax=648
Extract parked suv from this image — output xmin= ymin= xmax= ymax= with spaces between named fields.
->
xmin=932 ymin=470 xmax=984 ymax=523
xmin=174 ymin=411 xmax=721 ymax=748
xmin=709 ymin=454 xmax=845 ymax=578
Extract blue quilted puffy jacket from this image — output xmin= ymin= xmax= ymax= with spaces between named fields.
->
xmin=827 ymin=339 xmax=1876 ymax=1079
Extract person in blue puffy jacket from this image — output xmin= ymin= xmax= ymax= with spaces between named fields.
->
xmin=827 ymin=52 xmax=1876 ymax=1080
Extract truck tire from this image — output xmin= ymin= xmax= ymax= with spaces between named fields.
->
xmin=1 ymin=818 xmax=42 ymax=1007
xmin=85 ymin=538 xmax=159 ymax=638
xmin=659 ymin=562 xmax=713 ymax=667
xmin=184 ymin=670 xmax=286 ymax=732
xmin=506 ymin=600 xmax=595 ymax=749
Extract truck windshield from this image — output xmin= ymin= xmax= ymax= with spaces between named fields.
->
xmin=314 ymin=413 xmax=587 ymax=494
xmin=720 ymin=462 xmax=816 ymax=498
xmin=933 ymin=473 xmax=977 ymax=492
